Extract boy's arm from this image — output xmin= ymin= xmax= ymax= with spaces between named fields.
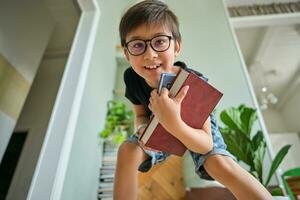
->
xmin=133 ymin=104 xmax=149 ymax=135
xmin=169 ymin=117 xmax=213 ymax=154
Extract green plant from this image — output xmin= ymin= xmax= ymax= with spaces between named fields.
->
xmin=100 ymin=100 xmax=134 ymax=144
xmin=219 ymin=104 xmax=291 ymax=187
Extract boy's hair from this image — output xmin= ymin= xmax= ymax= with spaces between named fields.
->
xmin=119 ymin=0 xmax=181 ymax=47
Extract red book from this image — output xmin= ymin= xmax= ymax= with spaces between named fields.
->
xmin=139 ymin=69 xmax=223 ymax=156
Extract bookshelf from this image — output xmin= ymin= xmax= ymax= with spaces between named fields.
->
xmin=98 ymin=142 xmax=117 ymax=200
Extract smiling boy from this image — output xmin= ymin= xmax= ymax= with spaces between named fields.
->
xmin=113 ymin=1 xmax=272 ymax=200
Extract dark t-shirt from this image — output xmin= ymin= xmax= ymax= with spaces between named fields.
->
xmin=123 ymin=61 xmax=206 ymax=117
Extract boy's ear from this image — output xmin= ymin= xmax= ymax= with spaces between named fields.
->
xmin=123 ymin=48 xmax=130 ymax=61
xmin=174 ymin=40 xmax=181 ymax=57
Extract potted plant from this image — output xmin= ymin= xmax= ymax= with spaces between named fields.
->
xmin=100 ymin=100 xmax=134 ymax=145
xmin=219 ymin=104 xmax=291 ymax=197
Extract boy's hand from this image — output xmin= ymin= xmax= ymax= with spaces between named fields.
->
xmin=136 ymin=125 xmax=146 ymax=137
xmin=148 ymin=85 xmax=189 ymax=132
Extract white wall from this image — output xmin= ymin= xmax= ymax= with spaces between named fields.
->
xmin=0 ymin=0 xmax=54 ymax=163
xmin=166 ymin=0 xmax=254 ymax=112
xmin=262 ymin=108 xmax=288 ymax=132
xmin=269 ymin=133 xmax=300 ymax=172
xmin=6 ymin=58 xmax=67 ymax=200
xmin=0 ymin=0 xmax=54 ymax=83
xmin=281 ymin=85 xmax=300 ymax=132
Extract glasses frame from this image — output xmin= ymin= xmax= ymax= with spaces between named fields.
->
xmin=125 ymin=35 xmax=173 ymax=56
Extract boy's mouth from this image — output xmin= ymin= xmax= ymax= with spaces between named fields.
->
xmin=144 ymin=64 xmax=161 ymax=70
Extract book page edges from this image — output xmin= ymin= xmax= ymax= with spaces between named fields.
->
xmin=169 ymin=69 xmax=189 ymax=97
xmin=141 ymin=117 xmax=159 ymax=143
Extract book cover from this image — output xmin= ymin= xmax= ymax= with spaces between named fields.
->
xmin=157 ymin=72 xmax=176 ymax=94
xmin=139 ymin=69 xmax=223 ymax=156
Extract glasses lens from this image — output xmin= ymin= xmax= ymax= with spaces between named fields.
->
xmin=127 ymin=40 xmax=145 ymax=55
xmin=151 ymin=36 xmax=170 ymax=52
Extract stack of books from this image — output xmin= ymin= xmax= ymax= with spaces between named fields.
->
xmin=98 ymin=142 xmax=117 ymax=200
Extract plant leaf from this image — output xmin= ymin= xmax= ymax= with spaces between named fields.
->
xmin=100 ymin=129 xmax=110 ymax=138
xmin=264 ymin=145 xmax=291 ymax=186
xmin=220 ymin=108 xmax=244 ymax=133
xmin=100 ymin=100 xmax=134 ymax=144
xmin=220 ymin=128 xmax=253 ymax=166
xmin=253 ymin=141 xmax=266 ymax=183
xmin=252 ymin=130 xmax=264 ymax=151
xmin=270 ymin=187 xmax=284 ymax=196
xmin=237 ymin=104 xmax=246 ymax=110
xmin=113 ymin=131 xmax=126 ymax=144
xmin=240 ymin=107 xmax=257 ymax=137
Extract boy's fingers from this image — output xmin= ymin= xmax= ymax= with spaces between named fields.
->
xmin=151 ymin=89 xmax=158 ymax=97
xmin=174 ymin=85 xmax=189 ymax=103
xmin=148 ymin=103 xmax=152 ymax=111
xmin=160 ymin=87 xmax=169 ymax=97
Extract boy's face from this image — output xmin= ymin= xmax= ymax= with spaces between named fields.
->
xmin=124 ymin=23 xmax=181 ymax=88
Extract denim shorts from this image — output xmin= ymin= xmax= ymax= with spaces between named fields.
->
xmin=125 ymin=114 xmax=235 ymax=180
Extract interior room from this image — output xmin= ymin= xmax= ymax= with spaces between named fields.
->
xmin=0 ymin=0 xmax=299 ymax=200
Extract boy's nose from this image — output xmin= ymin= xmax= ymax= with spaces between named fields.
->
xmin=144 ymin=42 xmax=158 ymax=59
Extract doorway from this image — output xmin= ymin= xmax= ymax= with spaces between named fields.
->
xmin=0 ymin=131 xmax=28 ymax=200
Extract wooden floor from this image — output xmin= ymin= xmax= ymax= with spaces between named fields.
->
xmin=287 ymin=176 xmax=300 ymax=200
xmin=137 ymin=155 xmax=186 ymax=200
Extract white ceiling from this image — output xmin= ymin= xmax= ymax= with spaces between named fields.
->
xmin=225 ymin=0 xmax=300 ymax=110
xmin=235 ymin=24 xmax=300 ymax=109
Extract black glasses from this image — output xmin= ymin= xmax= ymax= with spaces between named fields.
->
xmin=125 ymin=35 xmax=173 ymax=56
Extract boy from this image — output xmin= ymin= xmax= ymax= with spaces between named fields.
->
xmin=114 ymin=1 xmax=272 ymax=200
